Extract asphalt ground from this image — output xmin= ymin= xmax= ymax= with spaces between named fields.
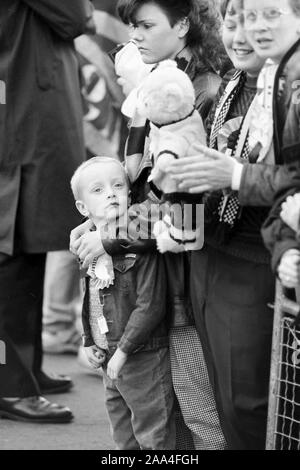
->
xmin=0 ymin=353 xmax=114 ymax=450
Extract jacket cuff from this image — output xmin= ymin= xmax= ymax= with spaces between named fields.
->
xmin=82 ymin=334 xmax=95 ymax=348
xmin=118 ymin=337 xmax=144 ymax=355
xmin=102 ymin=239 xmax=120 ymax=256
xmin=232 ymin=161 xmax=244 ymax=191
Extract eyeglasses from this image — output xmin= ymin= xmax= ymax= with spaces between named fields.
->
xmin=243 ymin=7 xmax=292 ymax=31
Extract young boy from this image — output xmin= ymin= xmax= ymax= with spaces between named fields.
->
xmin=70 ymin=157 xmax=175 ymax=450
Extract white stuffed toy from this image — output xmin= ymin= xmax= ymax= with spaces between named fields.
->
xmin=114 ymin=41 xmax=152 ymax=118
xmin=137 ymin=60 xmax=206 ymax=253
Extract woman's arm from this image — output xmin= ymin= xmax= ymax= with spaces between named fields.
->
xmin=238 ymin=163 xmax=293 ymax=207
xmin=168 ymin=147 xmax=297 ymax=209
xmin=70 ymin=209 xmax=157 ymax=268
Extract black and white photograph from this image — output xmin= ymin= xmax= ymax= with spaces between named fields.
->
xmin=0 ymin=0 xmax=299 ymax=454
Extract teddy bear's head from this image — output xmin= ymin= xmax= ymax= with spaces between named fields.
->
xmin=137 ymin=60 xmax=196 ymax=126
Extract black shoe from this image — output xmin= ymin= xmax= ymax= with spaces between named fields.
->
xmin=0 ymin=396 xmax=74 ymax=423
xmin=35 ymin=370 xmax=74 ymax=395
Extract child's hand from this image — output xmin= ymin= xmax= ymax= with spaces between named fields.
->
xmin=70 ymin=219 xmax=94 ymax=255
xmin=280 ymin=194 xmax=300 ymax=232
xmin=278 ymin=249 xmax=300 ymax=288
xmin=85 ymin=345 xmax=106 ymax=369
xmin=76 ymin=231 xmax=105 ymax=268
xmin=107 ymin=349 xmax=128 ymax=380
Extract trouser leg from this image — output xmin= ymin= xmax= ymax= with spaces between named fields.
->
xmin=102 ymin=369 xmax=140 ymax=450
xmin=191 ymin=246 xmax=275 ymax=450
xmin=169 ymin=326 xmax=227 ymax=450
xmin=0 ymin=330 xmax=40 ymax=398
xmin=32 ymin=286 xmax=44 ymax=375
xmin=43 ymin=251 xmax=82 ymax=332
xmin=0 ymin=252 xmax=44 ymax=397
xmin=117 ymin=348 xmax=176 ymax=450
xmin=174 ymin=403 xmax=195 ymax=450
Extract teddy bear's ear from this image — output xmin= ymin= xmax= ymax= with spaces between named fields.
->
xmin=164 ymin=84 xmax=184 ymax=112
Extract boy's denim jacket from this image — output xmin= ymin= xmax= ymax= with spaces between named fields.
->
xmin=82 ymin=252 xmax=169 ymax=356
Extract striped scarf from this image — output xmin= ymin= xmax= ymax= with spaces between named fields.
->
xmin=208 ymin=63 xmax=277 ymax=242
xmin=208 ymin=70 xmax=251 ymax=239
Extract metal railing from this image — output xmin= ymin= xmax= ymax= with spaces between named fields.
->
xmin=266 ymin=282 xmax=300 ymax=450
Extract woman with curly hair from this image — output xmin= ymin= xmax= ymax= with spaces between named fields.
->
xmin=118 ymin=0 xmax=226 ymax=118
xmin=71 ymin=0 xmax=227 ymax=450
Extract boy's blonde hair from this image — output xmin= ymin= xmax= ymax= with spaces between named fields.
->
xmin=70 ymin=156 xmax=129 ymax=201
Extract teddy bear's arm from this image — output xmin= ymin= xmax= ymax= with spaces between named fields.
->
xmin=156 ymin=133 xmax=190 ymax=165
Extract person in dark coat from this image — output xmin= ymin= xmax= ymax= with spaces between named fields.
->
xmin=0 ymin=0 xmax=95 ymax=422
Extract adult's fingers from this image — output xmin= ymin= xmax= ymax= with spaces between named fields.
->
xmin=77 ymin=246 xmax=92 ymax=261
xmin=279 ymin=267 xmax=298 ymax=280
xmin=177 ymin=177 xmax=209 ymax=189
xmin=169 ymin=160 xmax=214 ymax=175
xmin=107 ymin=368 xmax=117 ymax=381
xmin=280 ymin=278 xmax=298 ymax=289
xmin=70 ymin=237 xmax=83 ymax=254
xmin=171 ymin=167 xmax=212 ymax=181
xmin=189 ymin=185 xmax=212 ymax=194
xmin=82 ymin=254 xmax=95 ymax=269
xmin=88 ymin=357 xmax=103 ymax=369
xmin=278 ymin=263 xmax=299 ymax=281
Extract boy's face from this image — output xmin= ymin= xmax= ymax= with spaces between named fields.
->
xmin=243 ymin=0 xmax=300 ymax=63
xmin=76 ymin=162 xmax=128 ymax=224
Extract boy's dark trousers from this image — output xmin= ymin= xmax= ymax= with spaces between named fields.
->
xmin=0 ymin=252 xmax=45 ymax=397
xmin=102 ymin=347 xmax=176 ymax=450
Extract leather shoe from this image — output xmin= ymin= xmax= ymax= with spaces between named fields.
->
xmin=35 ymin=370 xmax=73 ymax=394
xmin=0 ymin=396 xmax=74 ymax=423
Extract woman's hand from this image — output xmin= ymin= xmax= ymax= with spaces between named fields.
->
xmin=167 ymin=144 xmax=236 ymax=194
xmin=278 ymin=249 xmax=300 ymax=289
xmin=70 ymin=219 xmax=94 ymax=255
xmin=107 ymin=348 xmax=128 ymax=380
xmin=281 ymin=193 xmax=300 ymax=233
xmin=76 ymin=231 xmax=105 ymax=268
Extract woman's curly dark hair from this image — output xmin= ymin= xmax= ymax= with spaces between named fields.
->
xmin=117 ymin=0 xmax=228 ymax=73
xmin=188 ymin=0 xmax=228 ymax=73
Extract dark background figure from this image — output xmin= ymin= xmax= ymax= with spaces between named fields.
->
xmin=42 ymin=0 xmax=130 ymax=362
xmin=0 ymin=0 xmax=95 ymax=422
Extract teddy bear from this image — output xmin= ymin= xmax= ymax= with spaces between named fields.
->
xmin=136 ymin=60 xmax=206 ymax=253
